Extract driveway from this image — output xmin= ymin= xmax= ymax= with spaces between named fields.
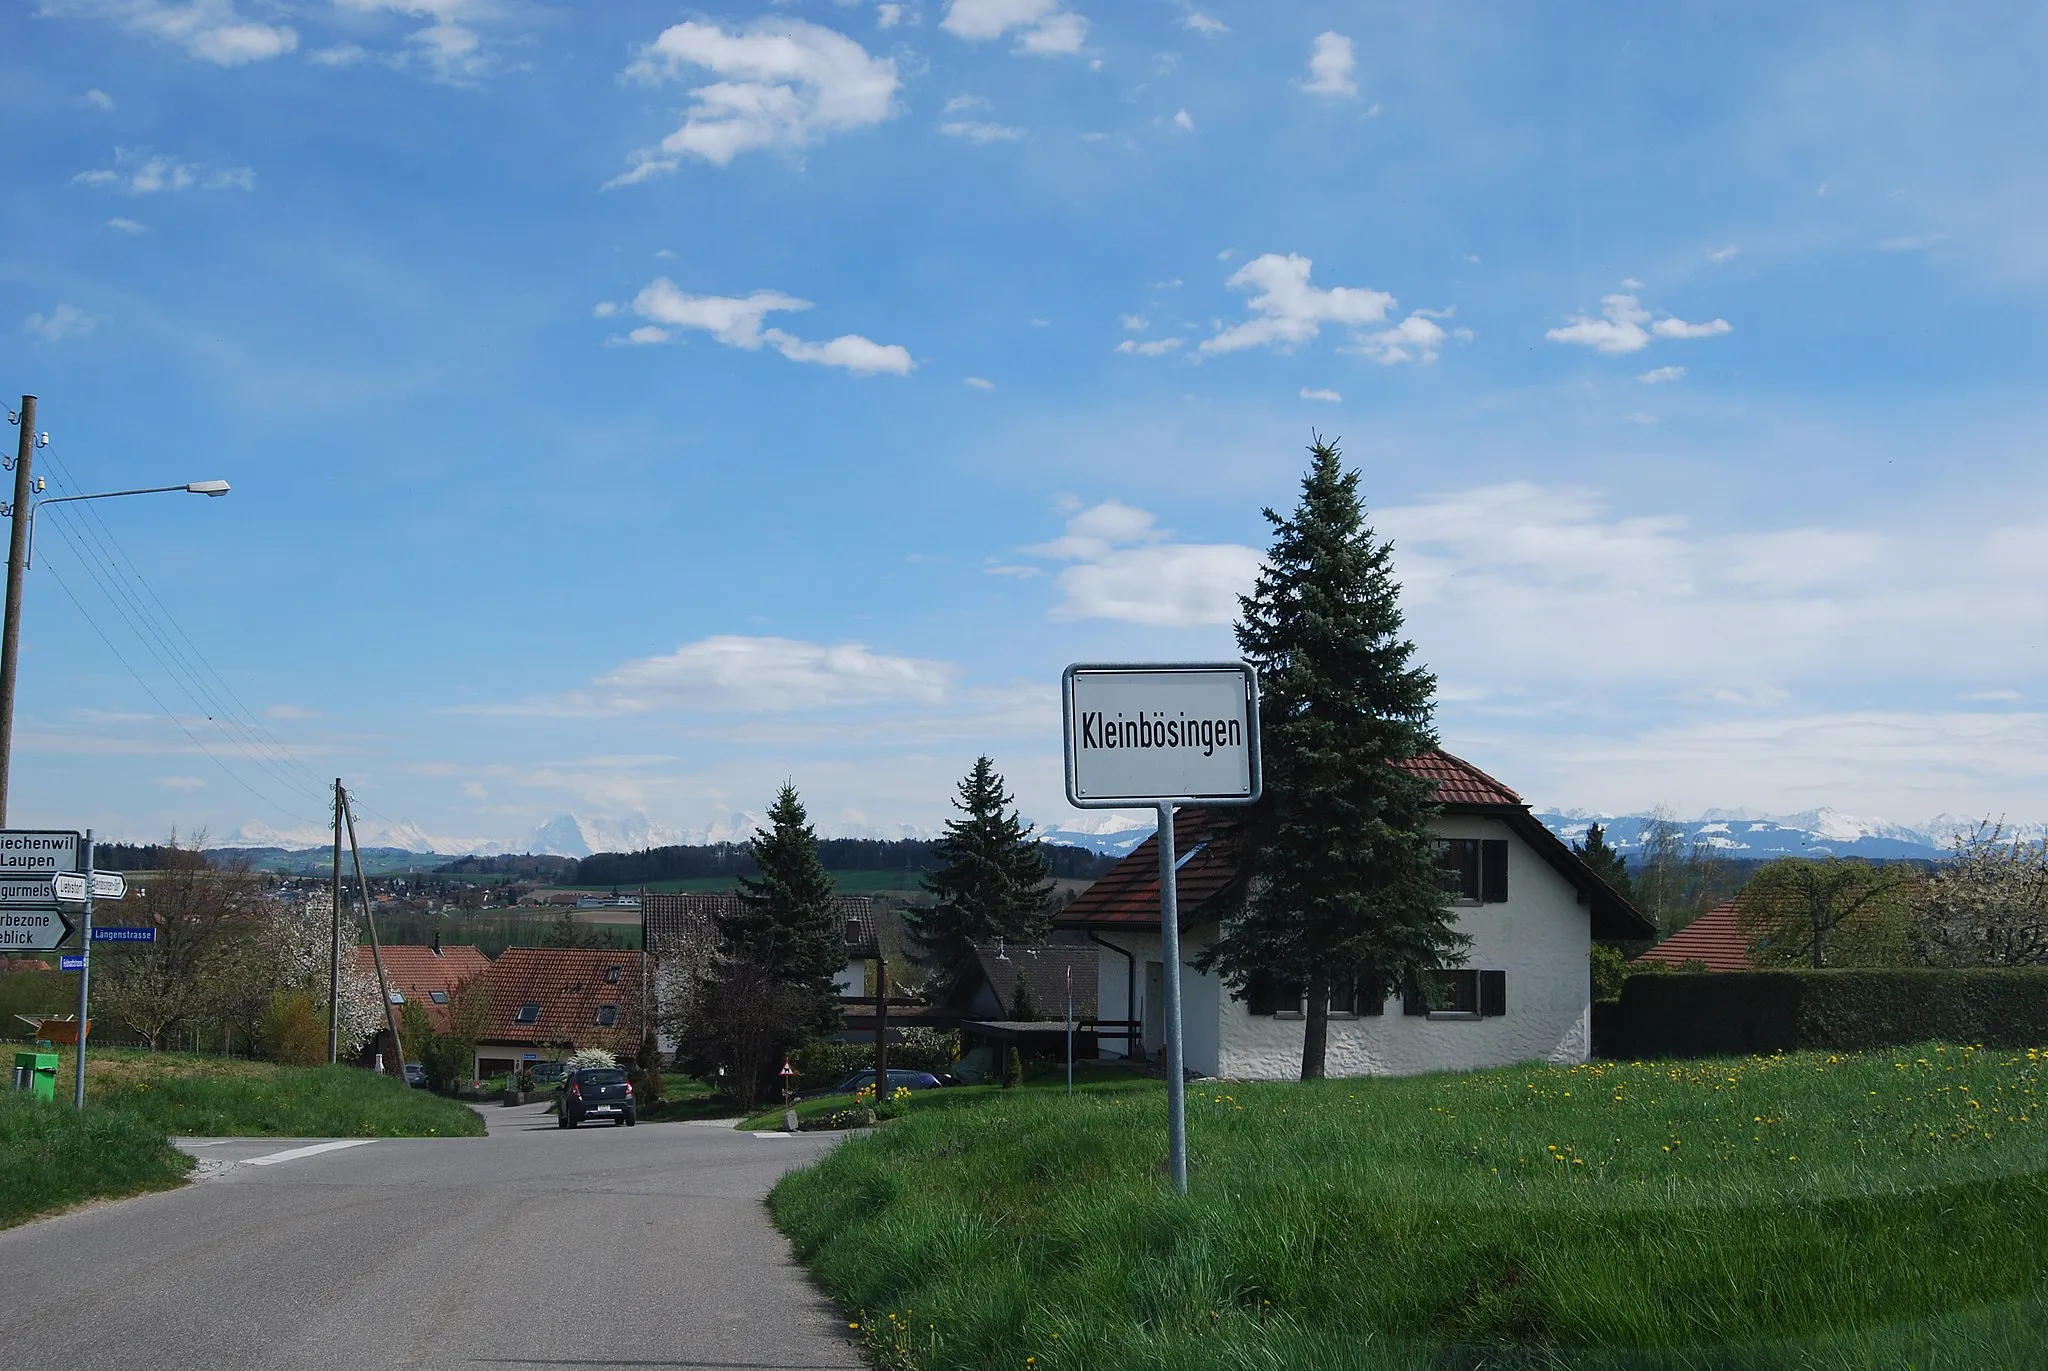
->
xmin=0 ymin=1101 xmax=859 ymax=1370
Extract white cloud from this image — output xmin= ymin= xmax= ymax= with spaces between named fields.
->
xmin=1120 ymin=314 xmax=1148 ymax=331
xmin=1707 ymin=245 xmax=1740 ymax=264
xmin=307 ymin=43 xmax=366 ymax=66
xmin=1025 ymin=499 xmax=1261 ymax=627
xmin=72 ymin=147 xmax=253 ymax=194
xmin=940 ymin=120 xmax=1025 ymax=142
xmin=1172 ymin=108 xmax=1195 ymax=132
xmin=940 ymin=0 xmax=1088 ymax=57
xmin=876 ymin=3 xmax=907 ymax=29
xmin=963 ymin=376 xmax=994 ymax=390
xmin=1114 ymin=337 xmax=1183 ymax=356
xmin=1302 ymin=31 xmax=1357 ymax=97
xmin=1201 ymin=253 xmax=1395 ymax=354
xmin=154 ymin=776 xmax=206 ymax=790
xmin=620 ymin=277 xmax=913 ymax=376
xmin=1182 ymin=12 xmax=1227 ymax=34
xmin=1545 ymin=293 xmax=1730 ymax=355
xmin=513 ymin=636 xmax=957 ymax=715
xmin=1348 ymin=310 xmax=1455 ymax=365
xmin=1300 ymin=387 xmax=1342 ymax=403
xmin=612 ymin=19 xmax=899 ymax=181
xmin=106 ymin=217 xmax=146 ymax=233
xmin=1639 ymin=365 xmax=1686 ymax=384
xmin=42 ymin=0 xmax=298 ymax=65
xmin=23 ymin=304 xmax=98 ymax=343
xmin=943 ymin=94 xmax=988 ymax=113
xmin=83 ymin=88 xmax=114 ymax=109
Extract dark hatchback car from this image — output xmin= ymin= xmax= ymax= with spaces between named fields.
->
xmin=558 ymin=1066 xmax=636 ymax=1128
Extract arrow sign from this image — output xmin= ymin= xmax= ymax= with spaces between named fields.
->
xmin=52 ymin=871 xmax=126 ymax=902
xmin=0 ymin=831 xmax=81 ymax=875
xmin=0 ymin=908 xmax=78 ymax=951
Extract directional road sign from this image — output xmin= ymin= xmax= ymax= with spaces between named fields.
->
xmin=0 ymin=908 xmax=77 ymax=952
xmin=59 ymin=954 xmax=85 ymax=971
xmin=53 ymin=870 xmax=126 ymax=902
xmin=0 ymin=831 xmax=81 ymax=875
xmin=90 ymin=926 xmax=156 ymax=944
xmin=0 ymin=878 xmax=65 ymax=909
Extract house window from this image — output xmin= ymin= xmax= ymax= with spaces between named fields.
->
xmin=387 ymin=989 xmax=405 ymax=1004
xmin=595 ymin=1004 xmax=618 ymax=1027
xmin=1328 ymin=979 xmax=1385 ymax=1017
xmin=1247 ymin=972 xmax=1382 ymax=1017
xmin=515 ymin=1002 xmax=540 ymax=1024
xmin=1437 ymin=839 xmax=1509 ymax=903
xmin=604 ymin=965 xmax=622 ymax=985
xmin=428 ymin=991 xmax=448 ymax=1005
xmin=1403 ymin=970 xmax=1507 ymax=1019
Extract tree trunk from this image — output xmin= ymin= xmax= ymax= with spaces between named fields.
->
xmin=1300 ymin=974 xmax=1329 ymax=1080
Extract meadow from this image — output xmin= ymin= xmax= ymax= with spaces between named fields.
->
xmin=769 ymin=1045 xmax=2048 ymax=1369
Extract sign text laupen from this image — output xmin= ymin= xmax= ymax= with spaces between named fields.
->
xmin=1063 ymin=663 xmax=1260 ymax=807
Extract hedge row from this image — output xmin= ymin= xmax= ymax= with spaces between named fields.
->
xmin=1598 ymin=968 xmax=2048 ymax=1059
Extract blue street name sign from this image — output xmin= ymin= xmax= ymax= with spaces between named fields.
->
xmin=90 ymin=926 xmax=157 ymax=944
xmin=59 ymin=954 xmax=85 ymax=971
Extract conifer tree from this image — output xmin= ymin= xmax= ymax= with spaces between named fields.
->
xmin=1201 ymin=436 xmax=1465 ymax=1080
xmin=1574 ymin=822 xmax=1633 ymax=900
xmin=706 ymin=784 xmax=844 ymax=1053
xmin=906 ymin=757 xmax=1053 ymax=980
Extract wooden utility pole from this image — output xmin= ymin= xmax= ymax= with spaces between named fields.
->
xmin=0 ymin=394 xmax=38 ymax=824
xmin=342 ymin=784 xmax=404 ymax=1074
xmin=327 ymin=778 xmax=343 ymax=1064
xmin=873 ymin=947 xmax=889 ymax=1085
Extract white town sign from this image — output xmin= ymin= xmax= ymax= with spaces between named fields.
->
xmin=1062 ymin=662 xmax=1261 ymax=807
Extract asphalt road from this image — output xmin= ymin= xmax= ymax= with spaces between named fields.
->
xmin=0 ymin=1101 xmax=861 ymax=1370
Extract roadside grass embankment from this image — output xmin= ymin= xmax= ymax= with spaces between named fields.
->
xmin=0 ymin=1091 xmax=191 ymax=1229
xmin=769 ymin=1045 xmax=2048 ymax=1370
xmin=738 ymin=1061 xmax=1141 ymax=1132
xmin=69 ymin=1048 xmax=488 ymax=1139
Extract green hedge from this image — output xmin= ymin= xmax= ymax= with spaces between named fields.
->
xmin=1602 ymin=968 xmax=2048 ymax=1058
xmin=787 ymin=1029 xmax=961 ymax=1089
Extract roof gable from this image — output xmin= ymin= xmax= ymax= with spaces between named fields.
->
xmin=475 ymin=946 xmax=644 ymax=1046
xmin=1633 ymin=901 xmax=1754 ymax=971
xmin=1053 ymin=748 xmax=1653 ymax=941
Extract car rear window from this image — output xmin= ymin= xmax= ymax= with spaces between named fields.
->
xmin=578 ymin=1069 xmax=628 ymax=1085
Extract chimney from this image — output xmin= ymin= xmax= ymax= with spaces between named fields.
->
xmin=432 ymin=928 xmax=442 ymax=955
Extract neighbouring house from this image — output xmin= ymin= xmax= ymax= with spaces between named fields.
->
xmin=642 ymin=892 xmax=888 ymax=1053
xmin=940 ymin=943 xmax=1099 ymax=1024
xmin=1632 ymin=901 xmax=1754 ymax=971
xmin=469 ymin=946 xmax=647 ymax=1079
xmin=1054 ymin=749 xmax=1654 ymax=1081
xmin=354 ymin=941 xmax=493 ymax=1067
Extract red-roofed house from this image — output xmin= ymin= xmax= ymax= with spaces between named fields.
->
xmin=355 ymin=943 xmax=492 ymax=1030
xmin=470 ymin=947 xmax=646 ymax=1078
xmin=1632 ymin=901 xmax=1755 ymax=972
xmin=1056 ymin=749 xmax=1653 ymax=1080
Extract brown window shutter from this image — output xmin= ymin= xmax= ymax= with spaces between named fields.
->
xmin=1401 ymin=975 xmax=1429 ymax=1015
xmin=1480 ymin=970 xmax=1507 ymax=1017
xmin=1362 ymin=982 xmax=1385 ymax=1016
xmin=1481 ymin=840 xmax=1509 ymax=903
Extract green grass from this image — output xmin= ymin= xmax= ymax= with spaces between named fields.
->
xmin=62 ymin=1048 xmax=488 ymax=1139
xmin=768 ymin=1045 xmax=2048 ymax=1369
xmin=0 ymin=1091 xmax=193 ymax=1230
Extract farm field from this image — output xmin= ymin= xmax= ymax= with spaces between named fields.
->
xmin=769 ymin=1045 xmax=2048 ymax=1369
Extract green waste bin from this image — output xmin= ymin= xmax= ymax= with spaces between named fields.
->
xmin=13 ymin=1051 xmax=59 ymax=1103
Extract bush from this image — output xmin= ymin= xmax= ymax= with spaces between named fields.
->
xmin=1004 ymin=1046 xmax=1024 ymax=1087
xmin=790 ymin=1040 xmax=871 ymax=1090
xmin=258 ymin=990 xmax=327 ymax=1067
xmin=1605 ymin=968 xmax=2048 ymax=1058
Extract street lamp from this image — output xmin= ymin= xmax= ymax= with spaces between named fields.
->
xmin=0 ymin=393 xmax=231 ymax=823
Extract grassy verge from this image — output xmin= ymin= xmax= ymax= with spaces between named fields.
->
xmin=738 ymin=1062 xmax=1138 ymax=1132
xmin=0 ymin=1091 xmax=192 ymax=1229
xmin=769 ymin=1045 xmax=2048 ymax=1369
xmin=61 ymin=1048 xmax=488 ymax=1139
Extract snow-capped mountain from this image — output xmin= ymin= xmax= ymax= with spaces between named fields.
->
xmin=1532 ymin=808 xmax=2036 ymax=861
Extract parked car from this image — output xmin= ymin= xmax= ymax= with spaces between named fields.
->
xmin=403 ymin=1062 xmax=428 ymax=1089
xmin=797 ymin=1068 xmax=947 ymax=1101
xmin=558 ymin=1066 xmax=636 ymax=1128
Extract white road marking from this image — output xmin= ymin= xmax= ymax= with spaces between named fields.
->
xmin=752 ymin=1132 xmax=798 ymax=1139
xmin=242 ymin=1139 xmax=378 ymax=1167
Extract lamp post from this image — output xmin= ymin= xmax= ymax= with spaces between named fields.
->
xmin=0 ymin=402 xmax=229 ymax=824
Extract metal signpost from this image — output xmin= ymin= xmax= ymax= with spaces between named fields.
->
xmin=1062 ymin=662 xmax=1261 ymax=1195
xmin=0 ymin=827 xmax=134 ymax=1109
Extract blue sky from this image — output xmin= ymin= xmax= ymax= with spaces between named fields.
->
xmin=2 ymin=1 xmax=2044 ymax=850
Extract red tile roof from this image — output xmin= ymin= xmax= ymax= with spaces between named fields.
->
xmin=1633 ymin=901 xmax=1755 ymax=972
xmin=355 ymin=945 xmax=491 ymax=1028
xmin=475 ymin=946 xmax=645 ymax=1048
xmin=1054 ymin=747 xmax=1655 ymax=941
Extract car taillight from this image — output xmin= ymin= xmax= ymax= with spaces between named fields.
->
xmin=569 ymin=1083 xmax=581 ymax=1097
xmin=624 ymin=1082 xmax=633 ymax=1096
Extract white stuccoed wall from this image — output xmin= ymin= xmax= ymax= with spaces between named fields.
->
xmin=1089 ymin=815 xmax=1592 ymax=1082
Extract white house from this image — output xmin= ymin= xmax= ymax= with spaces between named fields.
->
xmin=1054 ymin=750 xmax=1653 ymax=1080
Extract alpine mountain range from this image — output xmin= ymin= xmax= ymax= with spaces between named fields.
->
xmin=214 ymin=806 xmax=2041 ymax=864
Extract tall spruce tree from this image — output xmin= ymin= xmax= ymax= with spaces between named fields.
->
xmin=1201 ymin=436 xmax=1465 ymax=1080
xmin=1574 ymin=822 xmax=1633 ymax=901
xmin=717 ymin=784 xmax=844 ymax=1027
xmin=906 ymin=757 xmax=1053 ymax=980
